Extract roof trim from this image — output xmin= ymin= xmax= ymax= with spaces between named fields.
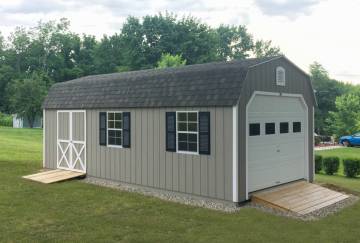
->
xmin=248 ymin=55 xmax=283 ymax=69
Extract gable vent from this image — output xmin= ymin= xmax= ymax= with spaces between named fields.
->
xmin=276 ymin=66 xmax=286 ymax=86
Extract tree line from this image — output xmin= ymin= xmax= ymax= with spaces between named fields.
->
xmin=310 ymin=63 xmax=360 ymax=138
xmin=0 ymin=13 xmax=358 ymax=137
xmin=0 ymin=14 xmax=281 ymax=127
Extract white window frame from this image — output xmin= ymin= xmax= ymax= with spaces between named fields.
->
xmin=176 ymin=111 xmax=199 ymax=155
xmin=107 ymin=111 xmax=123 ymax=148
xmin=276 ymin=66 xmax=286 ymax=86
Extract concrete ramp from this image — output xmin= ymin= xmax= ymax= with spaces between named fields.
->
xmin=251 ymin=181 xmax=349 ymax=215
xmin=23 ymin=169 xmax=85 ymax=184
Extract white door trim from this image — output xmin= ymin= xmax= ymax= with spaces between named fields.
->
xmin=43 ymin=109 xmax=45 ymax=168
xmin=57 ymin=110 xmax=86 ymax=173
xmin=232 ymin=105 xmax=239 ymax=202
xmin=245 ymin=91 xmax=309 ymax=200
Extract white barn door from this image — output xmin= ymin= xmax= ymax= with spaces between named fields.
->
xmin=57 ymin=110 xmax=86 ymax=173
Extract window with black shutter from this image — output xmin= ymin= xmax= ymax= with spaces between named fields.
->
xmin=198 ymin=112 xmax=210 ymax=155
xmin=166 ymin=112 xmax=176 ymax=152
xmin=123 ymin=112 xmax=131 ymax=147
xmin=166 ymin=111 xmax=211 ymax=155
xmin=99 ymin=112 xmax=107 ymax=146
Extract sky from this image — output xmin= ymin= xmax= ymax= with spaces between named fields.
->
xmin=0 ymin=0 xmax=359 ymax=84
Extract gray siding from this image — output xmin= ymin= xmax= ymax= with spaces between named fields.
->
xmin=44 ymin=110 xmax=57 ymax=169
xmin=237 ymin=58 xmax=315 ymax=202
xmin=44 ymin=107 xmax=234 ymax=201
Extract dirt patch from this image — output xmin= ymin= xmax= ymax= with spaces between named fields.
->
xmin=316 ymin=182 xmax=360 ymax=196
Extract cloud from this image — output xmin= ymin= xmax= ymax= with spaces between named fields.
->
xmin=254 ymin=0 xmax=320 ymax=19
xmin=69 ymin=0 xmax=153 ymax=17
xmin=0 ymin=0 xmax=66 ymax=14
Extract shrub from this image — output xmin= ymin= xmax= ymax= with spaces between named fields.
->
xmin=323 ymin=156 xmax=340 ymax=175
xmin=314 ymin=136 xmax=321 ymax=146
xmin=343 ymin=158 xmax=360 ymax=178
xmin=315 ymin=155 xmax=323 ymax=173
xmin=0 ymin=112 xmax=12 ymax=127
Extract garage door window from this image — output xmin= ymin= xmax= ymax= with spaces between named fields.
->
xmin=249 ymin=123 xmax=260 ymax=136
xmin=293 ymin=122 xmax=301 ymax=133
xmin=280 ymin=122 xmax=289 ymax=134
xmin=265 ymin=123 xmax=276 ymax=135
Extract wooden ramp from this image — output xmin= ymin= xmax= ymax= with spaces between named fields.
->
xmin=23 ymin=169 xmax=85 ymax=184
xmin=251 ymin=181 xmax=349 ymax=215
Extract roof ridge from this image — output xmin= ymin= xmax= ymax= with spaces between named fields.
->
xmin=61 ymin=55 xmax=282 ymax=85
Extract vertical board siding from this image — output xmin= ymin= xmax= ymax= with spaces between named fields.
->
xmin=44 ymin=110 xmax=57 ymax=169
xmin=238 ymin=58 xmax=315 ymax=202
xmin=44 ymin=106 xmax=233 ymax=201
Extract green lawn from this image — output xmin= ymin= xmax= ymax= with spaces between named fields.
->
xmin=315 ymin=148 xmax=360 ymax=194
xmin=1 ymin=127 xmax=360 ymax=242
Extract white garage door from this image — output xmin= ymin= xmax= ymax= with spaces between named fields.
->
xmin=247 ymin=94 xmax=308 ymax=192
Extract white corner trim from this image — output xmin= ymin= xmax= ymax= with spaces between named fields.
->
xmin=232 ymin=105 xmax=239 ymax=202
xmin=312 ymin=107 xmax=315 ymax=180
xmin=42 ymin=109 xmax=45 ymax=168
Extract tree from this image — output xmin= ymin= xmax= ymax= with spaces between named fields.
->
xmin=6 ymin=73 xmax=50 ymax=128
xmin=8 ymin=27 xmax=31 ymax=74
xmin=157 ymin=53 xmax=186 ymax=68
xmin=165 ymin=15 xmax=218 ymax=65
xmin=141 ymin=13 xmax=179 ymax=65
xmin=119 ymin=14 xmax=219 ymax=69
xmin=78 ymin=34 xmax=97 ymax=75
xmin=0 ymin=65 xmax=16 ymax=112
xmin=216 ymin=25 xmax=254 ymax=60
xmin=310 ymin=62 xmax=348 ymax=135
xmin=118 ymin=17 xmax=146 ymax=70
xmin=327 ymin=92 xmax=360 ymax=137
xmin=0 ymin=31 xmax=4 ymax=62
xmin=253 ymin=40 xmax=281 ymax=58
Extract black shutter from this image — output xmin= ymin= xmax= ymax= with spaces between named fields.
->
xmin=99 ymin=112 xmax=107 ymax=146
xmin=123 ymin=112 xmax=131 ymax=148
xmin=199 ymin=112 xmax=210 ymax=155
xmin=166 ymin=112 xmax=176 ymax=152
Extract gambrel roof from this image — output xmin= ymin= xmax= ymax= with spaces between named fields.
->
xmin=43 ymin=56 xmax=284 ymax=109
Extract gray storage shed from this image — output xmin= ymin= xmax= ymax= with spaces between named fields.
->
xmin=42 ymin=55 xmax=316 ymax=203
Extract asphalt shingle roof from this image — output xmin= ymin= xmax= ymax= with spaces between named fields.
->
xmin=43 ymin=56 xmax=281 ymax=109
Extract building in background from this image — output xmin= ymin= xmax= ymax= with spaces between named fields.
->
xmin=13 ymin=114 xmax=42 ymax=128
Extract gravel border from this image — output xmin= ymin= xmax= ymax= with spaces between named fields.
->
xmin=84 ymin=177 xmax=240 ymax=212
xmin=83 ymin=176 xmax=358 ymax=220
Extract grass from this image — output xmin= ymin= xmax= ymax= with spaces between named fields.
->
xmin=1 ymin=127 xmax=360 ymax=242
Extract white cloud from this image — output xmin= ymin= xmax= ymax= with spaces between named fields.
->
xmin=0 ymin=0 xmax=359 ymax=84
xmin=254 ymin=0 xmax=320 ymax=19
